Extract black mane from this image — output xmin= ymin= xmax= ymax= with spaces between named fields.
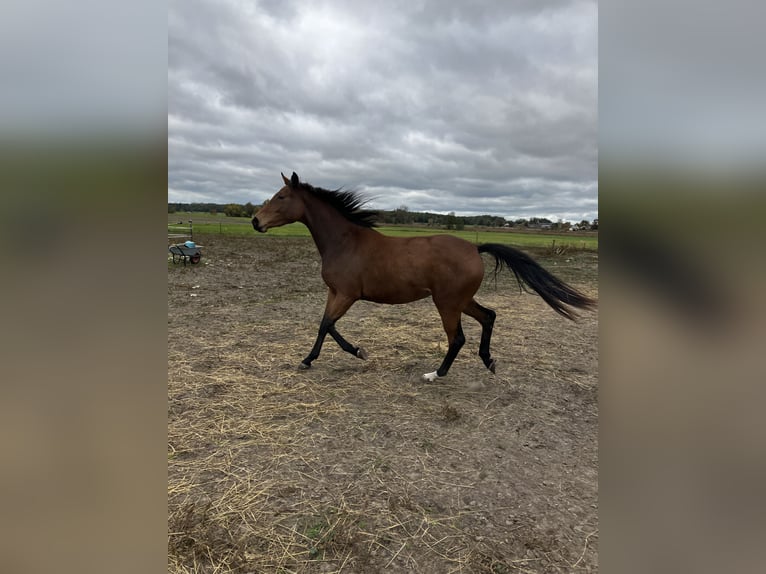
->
xmin=298 ymin=181 xmax=378 ymax=228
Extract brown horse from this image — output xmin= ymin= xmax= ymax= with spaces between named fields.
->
xmin=253 ymin=172 xmax=595 ymax=381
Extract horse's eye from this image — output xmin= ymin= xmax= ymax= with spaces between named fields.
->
xmin=277 ymin=195 xmax=286 ymax=200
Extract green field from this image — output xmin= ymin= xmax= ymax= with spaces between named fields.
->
xmin=169 ymin=212 xmax=598 ymax=250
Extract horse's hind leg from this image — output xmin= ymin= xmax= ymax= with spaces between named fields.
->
xmin=463 ymin=299 xmax=497 ymax=373
xmin=423 ymin=305 xmax=466 ymax=382
xmin=300 ymin=290 xmax=366 ymax=369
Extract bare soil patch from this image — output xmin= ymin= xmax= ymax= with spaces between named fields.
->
xmin=168 ymin=234 xmax=598 ymax=573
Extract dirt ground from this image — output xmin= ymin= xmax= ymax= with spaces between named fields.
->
xmin=168 ymin=233 xmax=598 ymax=573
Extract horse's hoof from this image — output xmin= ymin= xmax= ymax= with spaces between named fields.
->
xmin=489 ymin=359 xmax=497 ymax=374
xmin=422 ymin=371 xmax=440 ymax=383
xmin=356 ymin=347 xmax=368 ymax=360
xmin=298 ymin=362 xmax=311 ymax=370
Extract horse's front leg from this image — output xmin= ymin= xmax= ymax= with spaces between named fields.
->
xmin=299 ymin=291 xmax=366 ymax=369
xmin=299 ymin=315 xmax=333 ymax=369
xmin=327 ymin=324 xmax=369 ymax=360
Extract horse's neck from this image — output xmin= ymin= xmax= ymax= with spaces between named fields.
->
xmin=301 ymin=198 xmax=360 ymax=259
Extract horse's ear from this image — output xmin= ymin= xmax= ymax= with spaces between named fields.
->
xmin=281 ymin=172 xmax=290 ymax=186
xmin=291 ymin=172 xmax=300 ymax=186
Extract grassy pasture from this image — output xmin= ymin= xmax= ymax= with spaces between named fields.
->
xmin=169 ymin=212 xmax=598 ymax=250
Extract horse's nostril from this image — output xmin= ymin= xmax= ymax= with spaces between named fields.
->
xmin=252 ymin=218 xmax=260 ymax=231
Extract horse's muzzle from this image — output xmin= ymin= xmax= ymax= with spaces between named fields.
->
xmin=252 ymin=217 xmax=265 ymax=232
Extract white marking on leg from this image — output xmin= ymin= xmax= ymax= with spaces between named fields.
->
xmin=422 ymin=371 xmax=440 ymax=382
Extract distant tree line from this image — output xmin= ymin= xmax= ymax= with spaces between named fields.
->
xmin=168 ymin=202 xmax=597 ymax=230
xmin=376 ymin=206 xmax=508 ymax=229
xmin=168 ymin=202 xmax=257 ymax=217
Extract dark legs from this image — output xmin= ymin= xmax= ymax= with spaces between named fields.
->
xmin=436 ymin=322 xmax=466 ymax=377
xmin=425 ymin=298 xmax=497 ymax=381
xmin=423 ymin=304 xmax=466 ymax=382
xmin=463 ymin=299 xmax=497 ymax=373
xmin=301 ymin=291 xmax=496 ymax=379
xmin=300 ymin=290 xmax=366 ymax=369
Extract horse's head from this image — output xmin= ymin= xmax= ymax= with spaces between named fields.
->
xmin=252 ymin=172 xmax=306 ymax=232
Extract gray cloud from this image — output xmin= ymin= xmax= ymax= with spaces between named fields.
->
xmin=169 ymin=0 xmax=597 ymax=221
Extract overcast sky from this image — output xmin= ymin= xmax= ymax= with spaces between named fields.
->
xmin=168 ymin=0 xmax=597 ymax=222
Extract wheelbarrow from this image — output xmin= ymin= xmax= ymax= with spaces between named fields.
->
xmin=169 ymin=240 xmax=203 ymax=265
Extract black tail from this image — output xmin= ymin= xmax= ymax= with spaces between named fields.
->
xmin=478 ymin=243 xmax=597 ymax=320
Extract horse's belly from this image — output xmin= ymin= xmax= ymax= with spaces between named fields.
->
xmin=361 ymin=283 xmax=431 ymax=304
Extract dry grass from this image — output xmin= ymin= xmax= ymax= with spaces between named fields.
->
xmin=169 ymin=235 xmax=598 ymax=573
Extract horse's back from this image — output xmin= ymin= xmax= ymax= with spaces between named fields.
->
xmin=375 ymin=232 xmax=481 ymax=270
